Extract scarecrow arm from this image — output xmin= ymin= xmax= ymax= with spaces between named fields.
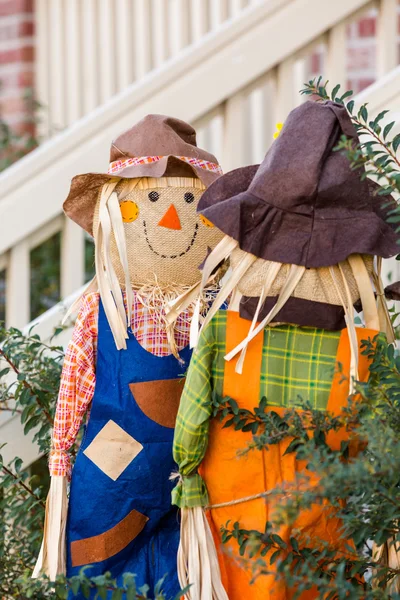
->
xmin=33 ymin=293 xmax=98 ymax=581
xmin=49 ymin=292 xmax=98 ymax=478
xmin=172 ymin=324 xmax=215 ymax=509
xmin=172 ymin=323 xmax=229 ymax=599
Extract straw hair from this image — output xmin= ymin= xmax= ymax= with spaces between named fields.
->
xmin=231 ymin=248 xmax=374 ymax=306
xmin=190 ymin=241 xmax=385 ymax=383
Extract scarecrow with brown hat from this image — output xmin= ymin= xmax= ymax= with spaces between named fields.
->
xmin=33 ymin=115 xmax=223 ymax=598
xmin=171 ymin=101 xmax=399 ymax=599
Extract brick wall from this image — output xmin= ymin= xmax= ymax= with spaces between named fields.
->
xmin=0 ymin=0 xmax=34 ymax=137
xmin=308 ymin=4 xmax=400 ymax=94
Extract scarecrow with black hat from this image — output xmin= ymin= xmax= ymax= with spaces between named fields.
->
xmin=33 ymin=115 xmax=224 ymax=598
xmin=171 ymin=101 xmax=399 ymax=599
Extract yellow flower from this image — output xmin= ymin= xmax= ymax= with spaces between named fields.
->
xmin=273 ymin=122 xmax=284 ymax=140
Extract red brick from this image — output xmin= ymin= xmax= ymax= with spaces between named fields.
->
xmin=358 ymin=16 xmax=376 ymax=38
xmin=347 ymin=46 xmax=375 ymax=71
xmin=0 ymin=95 xmax=29 ymax=114
xmin=18 ymin=20 xmax=34 ymax=37
xmin=357 ymin=78 xmax=375 ymax=92
xmin=0 ymin=20 xmax=34 ymax=42
xmin=310 ymin=51 xmax=322 ymax=74
xmin=0 ymin=45 xmax=34 ymax=65
xmin=0 ymin=68 xmax=33 ymax=89
xmin=0 ymin=0 xmax=33 ymax=17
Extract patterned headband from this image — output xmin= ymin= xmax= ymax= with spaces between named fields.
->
xmin=108 ymin=155 xmax=223 ymax=175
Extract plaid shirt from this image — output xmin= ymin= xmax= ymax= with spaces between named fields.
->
xmin=172 ymin=311 xmax=340 ymax=508
xmin=49 ymin=291 xmax=191 ymax=478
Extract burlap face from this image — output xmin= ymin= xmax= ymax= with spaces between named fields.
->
xmin=230 ymin=248 xmax=374 ymax=305
xmin=93 ymin=177 xmax=223 ymax=287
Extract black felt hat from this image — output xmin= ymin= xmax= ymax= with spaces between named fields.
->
xmin=198 ymin=100 xmax=399 ymax=267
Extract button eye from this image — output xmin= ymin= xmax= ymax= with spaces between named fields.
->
xmin=148 ymin=191 xmax=159 ymax=202
xmin=184 ymin=192 xmax=195 ymax=204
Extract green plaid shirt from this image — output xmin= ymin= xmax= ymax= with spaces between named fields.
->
xmin=172 ymin=311 xmax=340 ymax=508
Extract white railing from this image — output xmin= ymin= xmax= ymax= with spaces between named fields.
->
xmin=2 ymin=0 xmax=400 ymax=468
xmin=1 ymin=0 xmax=400 ymax=329
xmin=35 ymin=0 xmax=262 ymax=136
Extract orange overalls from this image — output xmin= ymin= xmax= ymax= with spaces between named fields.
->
xmin=199 ymin=312 xmax=376 ymax=600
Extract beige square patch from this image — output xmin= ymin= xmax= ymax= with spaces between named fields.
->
xmin=83 ymin=420 xmax=143 ymax=481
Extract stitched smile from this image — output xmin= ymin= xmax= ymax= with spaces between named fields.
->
xmin=143 ymin=221 xmax=199 ymax=258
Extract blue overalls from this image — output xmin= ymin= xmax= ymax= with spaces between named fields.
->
xmin=67 ymin=301 xmax=191 ymax=599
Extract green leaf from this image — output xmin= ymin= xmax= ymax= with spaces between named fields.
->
xmin=339 ymin=90 xmax=353 ymax=102
xmin=283 ymin=438 xmax=303 ymax=455
xmin=346 ymin=100 xmax=355 ymax=114
xmin=392 ymin=133 xmax=400 ymax=152
xmin=383 ymin=121 xmax=395 ymax=140
xmin=228 ymin=398 xmax=239 ymax=415
xmin=331 ymin=84 xmax=341 ymax=100
xmin=359 ymin=105 xmax=368 ymax=122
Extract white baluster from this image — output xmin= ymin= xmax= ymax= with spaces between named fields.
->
xmin=230 ymin=0 xmax=247 ymax=18
xmin=98 ymin=0 xmax=116 ymax=103
xmin=65 ymin=0 xmax=81 ymax=124
xmin=275 ymin=58 xmax=296 ymax=123
xmin=61 ymin=218 xmax=85 ymax=300
xmin=248 ymin=73 xmax=274 ymax=164
xmin=377 ymin=0 xmax=398 ymax=76
xmin=152 ymin=0 xmax=169 ymax=66
xmin=48 ymin=0 xmax=65 ymax=132
xmin=82 ymin=0 xmax=99 ymax=114
xmin=209 ymin=0 xmax=229 ymax=29
xmin=6 ymin=242 xmax=30 ymax=329
xmin=223 ymin=92 xmax=249 ymax=172
xmin=190 ymin=0 xmax=210 ymax=42
xmin=326 ymin=22 xmax=347 ymax=88
xmin=116 ymin=0 xmax=134 ymax=90
xmin=293 ymin=56 xmax=307 ymax=106
xmin=169 ymin=0 xmax=190 ymax=55
xmin=208 ymin=110 xmax=225 ymax=163
xmin=134 ymin=0 xmax=152 ymax=78
xmin=35 ymin=0 xmax=50 ymax=139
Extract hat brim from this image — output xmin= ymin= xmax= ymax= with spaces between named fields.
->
xmin=198 ymin=170 xmax=400 ymax=267
xmin=64 ymin=156 xmax=220 ymax=235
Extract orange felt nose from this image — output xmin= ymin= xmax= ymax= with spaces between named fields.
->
xmin=158 ymin=204 xmax=181 ymax=230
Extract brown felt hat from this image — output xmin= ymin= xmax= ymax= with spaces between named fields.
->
xmin=64 ymin=114 xmax=222 ymax=235
xmin=198 ymin=100 xmax=399 ymax=268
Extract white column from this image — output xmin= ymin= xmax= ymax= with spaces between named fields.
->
xmin=61 ymin=218 xmax=85 ymax=299
xmin=190 ymin=0 xmax=210 ymax=42
xmin=65 ymin=0 xmax=81 ymax=125
xmin=82 ymin=0 xmax=99 ymax=114
xmin=152 ymin=0 xmax=169 ymax=66
xmin=48 ymin=0 xmax=65 ymax=131
xmin=275 ymin=58 xmax=296 ymax=124
xmin=169 ymin=0 xmax=190 ymax=56
xmin=134 ymin=0 xmax=152 ymax=79
xmin=98 ymin=0 xmax=116 ymax=103
xmin=116 ymin=0 xmax=134 ymax=90
xmin=230 ymin=0 xmax=247 ymax=18
xmin=35 ymin=0 xmax=50 ymax=138
xmin=209 ymin=0 xmax=229 ymax=29
xmin=222 ymin=92 xmax=248 ymax=171
xmin=6 ymin=242 xmax=30 ymax=328
xmin=377 ymin=0 xmax=398 ymax=76
xmin=326 ymin=22 xmax=347 ymax=89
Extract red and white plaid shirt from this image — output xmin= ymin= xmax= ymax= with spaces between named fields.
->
xmin=49 ymin=291 xmax=191 ymax=478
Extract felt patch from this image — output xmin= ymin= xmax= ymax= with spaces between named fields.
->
xmin=83 ymin=419 xmax=143 ymax=480
xmin=129 ymin=378 xmax=185 ymax=428
xmin=71 ymin=508 xmax=149 ymax=567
